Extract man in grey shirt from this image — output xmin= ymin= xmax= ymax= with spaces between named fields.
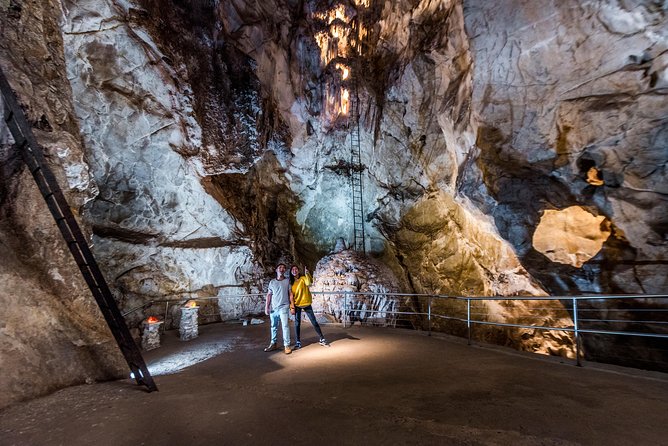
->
xmin=264 ymin=263 xmax=295 ymax=354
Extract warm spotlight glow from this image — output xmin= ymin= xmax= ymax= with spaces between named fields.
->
xmin=336 ymin=63 xmax=350 ymax=80
xmin=313 ymin=4 xmax=368 ymax=67
xmin=324 ymin=86 xmax=350 ymax=119
xmin=312 ymin=2 xmax=369 ymax=124
xmin=341 ymin=88 xmax=349 ymax=115
xmin=315 ymin=4 xmax=349 ymax=24
xmin=267 ymin=328 xmax=400 ymax=371
xmin=533 ymin=206 xmax=611 ymax=267
xmin=586 ymin=167 xmax=604 ymax=186
xmin=147 ymin=316 xmax=160 ymax=324
xmin=331 ymin=23 xmax=342 ymax=39
xmin=184 ymin=300 xmax=198 ymax=308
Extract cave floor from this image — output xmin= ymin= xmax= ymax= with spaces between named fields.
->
xmin=1 ymin=322 xmax=668 ymax=446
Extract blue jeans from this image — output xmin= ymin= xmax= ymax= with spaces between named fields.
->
xmin=295 ymin=305 xmax=324 ymax=342
xmin=269 ymin=306 xmax=291 ymax=347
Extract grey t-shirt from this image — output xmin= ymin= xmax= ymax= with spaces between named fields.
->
xmin=268 ymin=277 xmax=291 ymax=310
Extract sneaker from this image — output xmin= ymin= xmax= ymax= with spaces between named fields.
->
xmin=318 ymin=338 xmax=330 ymax=347
xmin=264 ymin=343 xmax=277 ymax=352
xmin=294 ymin=341 xmax=302 ymax=350
xmin=284 ymin=346 xmax=292 ymax=354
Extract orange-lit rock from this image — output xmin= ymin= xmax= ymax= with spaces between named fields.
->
xmin=533 ymin=207 xmax=611 ymax=268
xmin=586 ymin=167 xmax=604 ymax=186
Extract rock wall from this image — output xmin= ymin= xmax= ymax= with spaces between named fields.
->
xmin=464 ymin=0 xmax=668 ymax=294
xmin=0 ymin=0 xmax=125 ymax=409
xmin=60 ymin=0 xmax=259 ymax=311
xmin=214 ymin=0 xmax=548 ymax=298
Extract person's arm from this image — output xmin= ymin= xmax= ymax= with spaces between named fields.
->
xmin=289 ymin=288 xmax=295 ymax=314
xmin=304 ymin=266 xmax=312 ymax=286
xmin=265 ymin=290 xmax=272 ymax=315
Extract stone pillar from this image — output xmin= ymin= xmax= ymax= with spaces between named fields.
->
xmin=179 ymin=303 xmax=199 ymax=341
xmin=141 ymin=318 xmax=163 ymax=351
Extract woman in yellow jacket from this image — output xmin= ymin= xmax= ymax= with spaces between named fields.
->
xmin=290 ymin=265 xmax=330 ymax=349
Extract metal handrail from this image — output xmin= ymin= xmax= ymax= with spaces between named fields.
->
xmin=124 ymin=290 xmax=668 ymax=368
xmin=314 ymin=292 xmax=668 ymax=369
xmin=314 ymin=292 xmax=668 ymax=300
xmin=122 ymin=294 xmax=265 ymax=317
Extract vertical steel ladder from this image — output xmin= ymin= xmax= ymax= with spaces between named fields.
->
xmin=349 ymin=2 xmax=369 ymax=254
xmin=349 ymin=81 xmax=366 ymax=254
xmin=0 ymin=68 xmax=157 ymax=392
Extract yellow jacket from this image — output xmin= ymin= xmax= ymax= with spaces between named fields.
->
xmin=292 ymin=274 xmax=313 ymax=307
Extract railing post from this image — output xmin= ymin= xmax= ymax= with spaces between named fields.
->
xmin=573 ymin=297 xmax=582 ymax=367
xmin=343 ymin=293 xmax=347 ymax=328
xmin=428 ymin=295 xmax=432 ymax=336
xmin=163 ymin=301 xmax=169 ymax=333
xmin=467 ymin=298 xmax=471 ymax=345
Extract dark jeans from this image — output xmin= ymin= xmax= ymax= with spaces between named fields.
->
xmin=295 ymin=305 xmax=324 ymax=342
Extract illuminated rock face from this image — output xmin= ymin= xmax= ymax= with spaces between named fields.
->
xmin=533 ymin=207 xmax=611 ymax=268
xmin=466 ymin=1 xmax=668 ymax=294
xmin=208 ymin=0 xmax=668 ymax=297
xmin=311 ymin=249 xmax=401 ymax=325
xmin=2 ymin=0 xmax=667 ymax=407
xmin=212 ymin=0 xmax=541 ymax=299
xmin=59 ymin=0 xmax=260 ymax=320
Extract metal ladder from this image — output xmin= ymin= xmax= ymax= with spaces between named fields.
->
xmin=349 ymin=80 xmax=366 ymax=253
xmin=0 ymin=68 xmax=157 ymax=392
xmin=348 ymin=2 xmax=373 ymax=254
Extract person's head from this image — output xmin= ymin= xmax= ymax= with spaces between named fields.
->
xmin=290 ymin=265 xmax=300 ymax=284
xmin=276 ymin=263 xmax=287 ymax=278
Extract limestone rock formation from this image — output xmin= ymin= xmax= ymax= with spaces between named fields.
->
xmin=465 ymin=1 xmax=668 ymax=294
xmin=311 ymin=248 xmax=401 ymax=325
xmin=533 ymin=206 xmax=611 ymax=268
xmin=0 ymin=0 xmax=126 ymax=409
xmin=60 ymin=0 xmax=260 ymax=313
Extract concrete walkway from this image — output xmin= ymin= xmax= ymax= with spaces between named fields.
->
xmin=1 ymin=322 xmax=667 ymax=445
